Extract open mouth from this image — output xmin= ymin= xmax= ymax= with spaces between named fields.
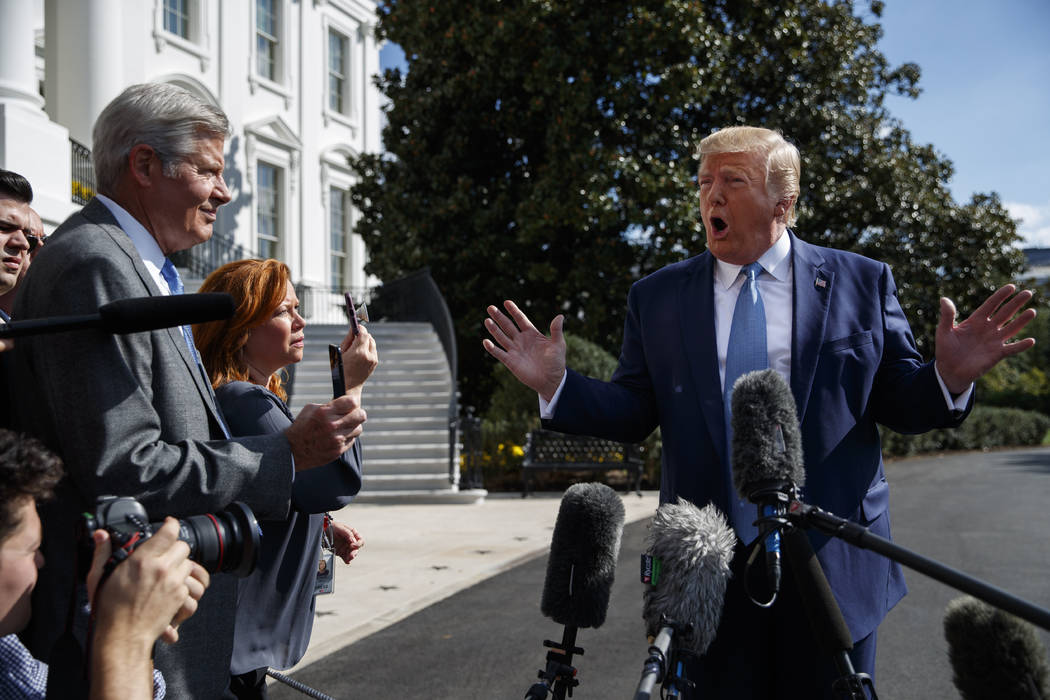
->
xmin=711 ymin=217 xmax=728 ymax=232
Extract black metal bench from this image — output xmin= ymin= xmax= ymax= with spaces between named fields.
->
xmin=520 ymin=429 xmax=644 ymax=497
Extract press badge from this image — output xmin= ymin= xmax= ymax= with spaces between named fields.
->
xmin=315 ymin=551 xmax=335 ymax=595
xmin=315 ymin=513 xmax=335 ymax=595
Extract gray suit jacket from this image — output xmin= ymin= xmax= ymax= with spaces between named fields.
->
xmin=13 ymin=198 xmax=294 ymax=698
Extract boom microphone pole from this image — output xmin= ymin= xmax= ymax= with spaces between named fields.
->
xmin=787 ymin=500 xmax=1050 ymax=632
xmin=782 ymin=527 xmax=877 ymax=700
xmin=0 ymin=293 xmax=235 ymax=338
xmin=525 ymin=482 xmax=625 ymax=700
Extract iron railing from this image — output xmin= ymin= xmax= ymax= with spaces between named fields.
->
xmin=368 ymin=268 xmax=461 ymax=484
xmin=293 ymin=285 xmax=375 ymax=324
xmin=170 ymin=230 xmax=259 ymax=280
xmin=70 ymin=138 xmax=96 ymax=205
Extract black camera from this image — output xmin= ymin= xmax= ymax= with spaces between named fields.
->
xmin=83 ymin=496 xmax=261 ymax=577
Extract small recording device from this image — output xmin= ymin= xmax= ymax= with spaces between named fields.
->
xmin=328 ymin=343 xmax=345 ymax=397
xmin=345 ymin=291 xmax=360 ymax=338
xmin=83 ymin=496 xmax=261 ymax=577
xmin=328 ymin=291 xmax=369 ymax=398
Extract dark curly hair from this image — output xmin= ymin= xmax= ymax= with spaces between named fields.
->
xmin=0 ymin=429 xmax=62 ymax=542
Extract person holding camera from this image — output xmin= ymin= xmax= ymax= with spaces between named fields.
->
xmin=194 ymin=259 xmax=377 ymax=699
xmin=0 ymin=429 xmax=208 ymax=699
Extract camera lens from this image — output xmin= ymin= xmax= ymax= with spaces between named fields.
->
xmin=165 ymin=502 xmax=261 ymax=577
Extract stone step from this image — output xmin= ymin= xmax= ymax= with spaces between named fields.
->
xmin=361 ymin=417 xmax=449 ymax=431
xmin=363 ymin=456 xmax=448 ymax=472
xmin=351 ymin=488 xmax=487 ymax=505
xmin=287 ymin=320 xmax=473 ymax=501
xmin=297 ymin=365 xmax=449 ymax=379
xmin=364 ymin=444 xmax=449 ymax=460
xmin=361 ymin=473 xmax=452 ymax=491
xmin=293 ymin=377 xmax=452 ymax=391
xmin=364 ymin=429 xmax=449 ymax=445
xmin=357 ymin=457 xmax=450 ymax=475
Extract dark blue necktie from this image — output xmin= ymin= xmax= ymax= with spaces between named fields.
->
xmin=723 ymin=262 xmax=767 ymax=542
xmin=160 ymin=258 xmax=231 ymax=438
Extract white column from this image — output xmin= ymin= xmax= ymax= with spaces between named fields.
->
xmin=0 ymin=0 xmax=74 ymax=227
xmin=0 ymin=0 xmax=44 ymax=108
xmin=46 ymin=0 xmax=124 ymax=147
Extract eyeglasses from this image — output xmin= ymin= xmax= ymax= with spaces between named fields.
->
xmin=26 ymin=234 xmax=45 ymax=252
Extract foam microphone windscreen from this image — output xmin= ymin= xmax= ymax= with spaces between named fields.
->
xmin=643 ymin=499 xmax=735 ymax=655
xmin=540 ymin=482 xmax=626 ymax=629
xmin=730 ymin=368 xmax=805 ymax=499
xmin=944 ymin=595 xmax=1050 ymax=700
xmin=99 ymin=293 xmax=235 ymax=333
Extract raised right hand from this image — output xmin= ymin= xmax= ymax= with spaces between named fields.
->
xmin=285 ymin=394 xmax=366 ymax=470
xmin=482 ymin=300 xmax=566 ymax=402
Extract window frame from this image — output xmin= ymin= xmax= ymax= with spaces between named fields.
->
xmin=255 ymin=160 xmax=283 ymax=261
xmin=321 ymin=13 xmax=361 ymax=130
xmin=152 ymin=0 xmax=211 ymax=70
xmin=248 ymin=0 xmax=292 ymax=103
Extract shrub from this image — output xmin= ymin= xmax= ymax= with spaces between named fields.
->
xmin=478 ymin=333 xmax=662 ymax=491
xmin=881 ymin=406 xmax=1050 ymax=458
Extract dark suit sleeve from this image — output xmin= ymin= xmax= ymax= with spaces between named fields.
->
xmin=13 ymin=230 xmax=293 ymax=521
xmin=217 ymin=382 xmax=362 ymax=513
xmin=869 ymin=264 xmax=970 ymax=433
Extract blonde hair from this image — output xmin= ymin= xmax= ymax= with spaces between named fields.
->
xmin=193 ymin=259 xmax=292 ymax=401
xmin=698 ymin=126 xmax=801 ymax=226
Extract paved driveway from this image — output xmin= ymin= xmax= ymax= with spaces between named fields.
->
xmin=272 ymin=447 xmax=1050 ymax=700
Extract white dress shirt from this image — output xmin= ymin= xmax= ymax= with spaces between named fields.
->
xmin=96 ymin=194 xmax=172 ymax=296
xmin=540 ymin=231 xmax=970 ymax=417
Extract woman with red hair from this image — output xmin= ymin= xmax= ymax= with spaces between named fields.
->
xmin=194 ymin=259 xmax=377 ymax=699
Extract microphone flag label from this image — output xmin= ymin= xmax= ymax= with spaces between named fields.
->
xmin=640 ymin=553 xmax=662 ymax=586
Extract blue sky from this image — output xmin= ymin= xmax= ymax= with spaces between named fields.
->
xmin=380 ymin=0 xmax=1050 ymax=247
xmin=877 ymin=0 xmax=1050 ymax=248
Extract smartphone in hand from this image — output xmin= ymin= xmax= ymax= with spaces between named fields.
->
xmin=345 ymin=292 xmax=359 ymax=338
xmin=328 ymin=344 xmax=345 ymax=398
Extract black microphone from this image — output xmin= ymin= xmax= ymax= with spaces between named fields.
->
xmin=944 ymin=595 xmax=1050 ymax=700
xmin=635 ymin=499 xmax=735 ymax=700
xmin=540 ymin=481 xmax=626 ymax=629
xmin=730 ymin=368 xmax=805 ymax=602
xmin=0 ymin=293 xmax=235 ymax=338
xmin=526 ymin=482 xmax=625 ymax=700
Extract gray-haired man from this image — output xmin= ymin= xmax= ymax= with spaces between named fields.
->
xmin=13 ymin=83 xmax=366 ymax=698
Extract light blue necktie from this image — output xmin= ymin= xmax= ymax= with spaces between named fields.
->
xmin=723 ymin=262 xmax=767 ymax=542
xmin=160 ymin=259 xmax=199 ymax=363
xmin=160 ymin=259 xmax=231 ymax=438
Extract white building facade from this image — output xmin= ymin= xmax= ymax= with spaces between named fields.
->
xmin=1 ymin=0 xmax=383 ymax=300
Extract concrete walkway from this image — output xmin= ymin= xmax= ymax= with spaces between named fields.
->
xmin=285 ymin=490 xmax=661 ymax=675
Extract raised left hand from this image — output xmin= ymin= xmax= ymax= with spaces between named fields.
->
xmin=935 ymin=284 xmax=1037 ymax=394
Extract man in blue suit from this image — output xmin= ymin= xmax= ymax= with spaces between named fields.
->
xmin=483 ymin=126 xmax=1036 ymax=698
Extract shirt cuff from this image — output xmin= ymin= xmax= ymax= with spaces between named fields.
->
xmin=538 ymin=371 xmax=568 ymax=419
xmin=934 ymin=362 xmax=973 ymax=412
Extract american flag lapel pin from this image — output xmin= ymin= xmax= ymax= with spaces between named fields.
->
xmin=814 ymin=276 xmax=827 ymax=289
